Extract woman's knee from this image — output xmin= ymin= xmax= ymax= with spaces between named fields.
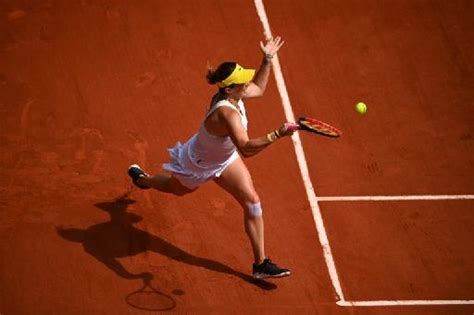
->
xmin=240 ymin=190 xmax=262 ymax=217
xmin=233 ymin=185 xmax=259 ymax=205
xmin=245 ymin=191 xmax=260 ymax=204
xmin=244 ymin=200 xmax=263 ymax=218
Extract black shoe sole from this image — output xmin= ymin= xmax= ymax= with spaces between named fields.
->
xmin=253 ymin=271 xmax=291 ymax=280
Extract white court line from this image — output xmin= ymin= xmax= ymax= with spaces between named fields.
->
xmin=317 ymin=195 xmax=474 ymax=202
xmin=338 ymin=300 xmax=474 ymax=306
xmin=254 ymin=0 xmax=474 ymax=307
xmin=254 ymin=0 xmax=345 ymax=302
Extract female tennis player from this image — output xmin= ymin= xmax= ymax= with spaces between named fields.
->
xmin=128 ymin=36 xmax=296 ymax=279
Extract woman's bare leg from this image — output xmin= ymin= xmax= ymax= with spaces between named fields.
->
xmin=214 ymin=157 xmax=265 ymax=264
xmin=138 ymin=174 xmax=196 ymax=196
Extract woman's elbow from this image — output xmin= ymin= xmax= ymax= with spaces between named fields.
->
xmin=244 ymin=85 xmax=265 ymax=98
xmin=239 ymin=149 xmax=252 ymax=158
xmin=237 ymin=146 xmax=254 ymax=158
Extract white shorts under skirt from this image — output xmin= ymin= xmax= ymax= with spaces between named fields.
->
xmin=162 ymin=141 xmax=239 ymax=190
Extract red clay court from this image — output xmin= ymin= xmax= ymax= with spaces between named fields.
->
xmin=1 ymin=0 xmax=473 ymax=314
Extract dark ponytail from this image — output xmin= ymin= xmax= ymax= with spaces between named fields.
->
xmin=206 ymin=62 xmax=236 ymax=85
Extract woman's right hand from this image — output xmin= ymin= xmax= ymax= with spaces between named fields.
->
xmin=277 ymin=122 xmax=300 ymax=137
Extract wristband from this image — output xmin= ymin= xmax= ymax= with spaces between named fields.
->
xmin=266 ymin=131 xmax=278 ymax=143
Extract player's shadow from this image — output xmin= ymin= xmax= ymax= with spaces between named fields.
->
xmin=57 ymin=193 xmax=276 ymax=291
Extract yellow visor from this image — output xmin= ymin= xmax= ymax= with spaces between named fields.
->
xmin=217 ymin=64 xmax=255 ymax=88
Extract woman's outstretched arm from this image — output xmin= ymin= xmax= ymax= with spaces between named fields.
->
xmin=219 ymin=107 xmax=295 ymax=158
xmin=243 ymin=36 xmax=285 ymax=99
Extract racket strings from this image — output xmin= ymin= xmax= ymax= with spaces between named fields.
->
xmin=299 ymin=118 xmax=341 ymax=137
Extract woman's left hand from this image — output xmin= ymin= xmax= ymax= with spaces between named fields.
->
xmin=260 ymin=36 xmax=285 ymax=59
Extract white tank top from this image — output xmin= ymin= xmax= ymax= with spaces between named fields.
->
xmin=187 ymin=96 xmax=248 ymax=168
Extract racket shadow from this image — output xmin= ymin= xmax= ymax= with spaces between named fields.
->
xmin=126 ymin=275 xmax=176 ymax=312
xmin=56 ymin=193 xmax=276 ymax=292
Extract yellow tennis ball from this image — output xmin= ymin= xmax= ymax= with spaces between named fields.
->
xmin=355 ymin=102 xmax=367 ymax=114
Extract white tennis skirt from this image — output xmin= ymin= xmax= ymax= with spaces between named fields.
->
xmin=162 ymin=141 xmax=239 ymax=189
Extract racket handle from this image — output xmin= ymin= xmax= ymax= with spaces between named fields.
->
xmin=285 ymin=122 xmax=300 ymax=132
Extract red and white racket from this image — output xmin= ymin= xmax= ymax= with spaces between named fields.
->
xmin=286 ymin=117 xmax=342 ymax=138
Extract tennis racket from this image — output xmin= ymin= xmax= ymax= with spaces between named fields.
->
xmin=296 ymin=116 xmax=342 ymax=138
